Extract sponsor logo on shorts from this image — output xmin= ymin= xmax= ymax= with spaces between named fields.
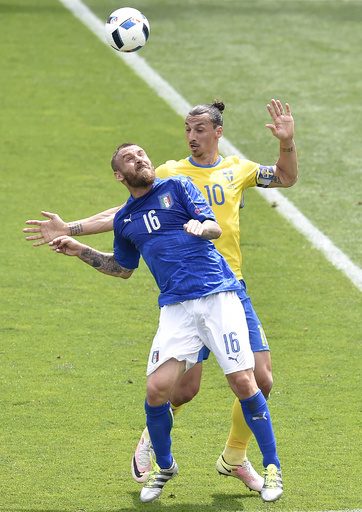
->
xmin=151 ymin=350 xmax=159 ymax=364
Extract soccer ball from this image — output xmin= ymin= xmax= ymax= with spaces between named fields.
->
xmin=105 ymin=7 xmax=150 ymax=53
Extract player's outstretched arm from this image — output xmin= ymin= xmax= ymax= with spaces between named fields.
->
xmin=50 ymin=236 xmax=134 ymax=279
xmin=183 ymin=219 xmax=222 ymax=240
xmin=24 ymin=206 xmax=123 ymax=246
xmin=266 ymin=99 xmax=298 ymax=188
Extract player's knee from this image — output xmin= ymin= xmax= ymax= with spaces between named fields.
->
xmin=228 ymin=370 xmax=257 ymax=399
xmin=254 ymin=352 xmax=273 ymax=398
xmin=146 ymin=380 xmax=170 ymax=406
xmin=256 ymin=373 xmax=273 ymax=398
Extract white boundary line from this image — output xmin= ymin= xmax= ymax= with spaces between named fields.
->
xmin=58 ymin=0 xmax=362 ymax=293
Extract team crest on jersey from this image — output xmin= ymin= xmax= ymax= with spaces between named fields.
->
xmin=158 ymin=193 xmax=173 ymax=209
xmin=223 ymin=169 xmax=234 ymax=182
xmin=151 ymin=350 xmax=159 ymax=364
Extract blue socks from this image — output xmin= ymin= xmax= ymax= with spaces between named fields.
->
xmin=145 ymin=391 xmax=279 ymax=470
xmin=240 ymin=390 xmax=280 ymax=469
xmin=145 ymin=400 xmax=173 ymax=469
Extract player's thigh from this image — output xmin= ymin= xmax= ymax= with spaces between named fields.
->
xmin=201 ymin=291 xmax=254 ymax=374
xmin=171 ymin=361 xmax=203 ymax=405
xmin=147 ymin=358 xmax=186 ymax=406
xmin=238 ymin=295 xmax=270 ymax=353
xmin=147 ymin=302 xmax=203 ymax=376
xmin=253 ymin=351 xmax=273 ymax=397
xmin=236 ymin=282 xmax=273 ymax=395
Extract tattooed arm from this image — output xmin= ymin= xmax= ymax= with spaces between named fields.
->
xmin=24 ymin=206 xmax=123 ymax=246
xmin=49 ymin=236 xmax=134 ymax=279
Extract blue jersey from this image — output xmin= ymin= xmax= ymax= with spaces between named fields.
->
xmin=113 ymin=177 xmax=240 ymax=307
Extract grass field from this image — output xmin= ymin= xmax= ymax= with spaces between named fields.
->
xmin=1 ymin=0 xmax=361 ymax=511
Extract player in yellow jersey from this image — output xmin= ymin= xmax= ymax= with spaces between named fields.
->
xmin=24 ymin=99 xmax=297 ymax=498
xmin=157 ymin=154 xmax=262 ymax=281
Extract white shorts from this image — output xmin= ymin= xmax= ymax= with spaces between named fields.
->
xmin=147 ymin=291 xmax=254 ymax=376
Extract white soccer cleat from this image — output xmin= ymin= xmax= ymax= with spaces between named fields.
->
xmin=216 ymin=455 xmax=264 ymax=492
xmin=140 ymin=457 xmax=178 ymax=503
xmin=131 ymin=428 xmax=155 ymax=483
xmin=261 ymin=464 xmax=283 ymax=502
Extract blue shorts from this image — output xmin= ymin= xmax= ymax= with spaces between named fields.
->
xmin=197 ymin=280 xmax=269 ymax=362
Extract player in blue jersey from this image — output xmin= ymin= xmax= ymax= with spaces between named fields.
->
xmin=24 ymin=99 xmax=297 ymax=494
xmin=48 ymin=143 xmax=283 ymax=503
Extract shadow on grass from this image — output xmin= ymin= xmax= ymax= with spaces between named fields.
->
xmin=1 ymin=491 xmax=260 ymax=512
xmin=130 ymin=491 xmax=258 ymax=511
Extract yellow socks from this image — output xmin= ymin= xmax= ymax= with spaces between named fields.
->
xmin=222 ymin=396 xmax=253 ymax=465
xmin=146 ymin=398 xmax=251 ymax=467
xmin=170 ymin=402 xmax=184 ymax=417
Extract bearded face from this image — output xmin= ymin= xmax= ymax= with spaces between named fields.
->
xmin=115 ymin=145 xmax=156 ymax=189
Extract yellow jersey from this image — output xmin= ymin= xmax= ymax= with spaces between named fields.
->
xmin=156 ymin=155 xmax=265 ymax=280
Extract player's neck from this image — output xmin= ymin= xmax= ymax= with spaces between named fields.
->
xmin=192 ymin=150 xmax=220 ymax=167
xmin=127 ymin=184 xmax=154 ymax=198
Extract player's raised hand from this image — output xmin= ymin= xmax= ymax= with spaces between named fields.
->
xmin=266 ymin=99 xmax=294 ymax=141
xmin=23 ymin=211 xmax=69 ymax=246
xmin=49 ymin=236 xmax=82 ymax=257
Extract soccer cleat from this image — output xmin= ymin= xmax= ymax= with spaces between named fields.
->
xmin=131 ymin=429 xmax=155 ymax=483
xmin=140 ymin=457 xmax=179 ymax=503
xmin=216 ymin=455 xmax=264 ymax=492
xmin=261 ymin=464 xmax=283 ymax=502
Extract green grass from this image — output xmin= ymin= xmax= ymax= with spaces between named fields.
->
xmin=1 ymin=0 xmax=361 ymax=511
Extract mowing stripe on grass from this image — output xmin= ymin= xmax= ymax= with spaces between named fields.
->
xmin=58 ymin=0 xmax=362 ymax=293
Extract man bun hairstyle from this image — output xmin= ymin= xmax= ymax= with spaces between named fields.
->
xmin=188 ymin=99 xmax=225 ymax=127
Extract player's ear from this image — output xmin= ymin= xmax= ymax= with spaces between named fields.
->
xmin=114 ymin=170 xmax=124 ymax=182
xmin=216 ymin=125 xmax=223 ymax=139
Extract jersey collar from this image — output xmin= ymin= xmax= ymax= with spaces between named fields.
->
xmin=188 ymin=155 xmax=222 ymax=168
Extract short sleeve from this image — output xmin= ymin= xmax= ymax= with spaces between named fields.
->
xmin=113 ymin=235 xmax=140 ymax=270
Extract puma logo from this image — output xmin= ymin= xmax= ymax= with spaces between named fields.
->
xmin=251 ymin=412 xmax=267 ymax=421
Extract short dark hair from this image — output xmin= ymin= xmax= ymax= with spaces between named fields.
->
xmin=187 ymin=100 xmax=225 ymax=127
xmin=111 ymin=142 xmax=136 ymax=172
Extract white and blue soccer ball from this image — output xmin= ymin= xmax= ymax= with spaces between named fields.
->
xmin=105 ymin=7 xmax=150 ymax=53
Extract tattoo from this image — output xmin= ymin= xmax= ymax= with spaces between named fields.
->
xmin=69 ymin=222 xmax=84 ymax=235
xmin=272 ymin=174 xmax=282 ymax=185
xmin=281 ymin=146 xmax=294 ymax=153
xmin=80 ymin=248 xmax=130 ymax=275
